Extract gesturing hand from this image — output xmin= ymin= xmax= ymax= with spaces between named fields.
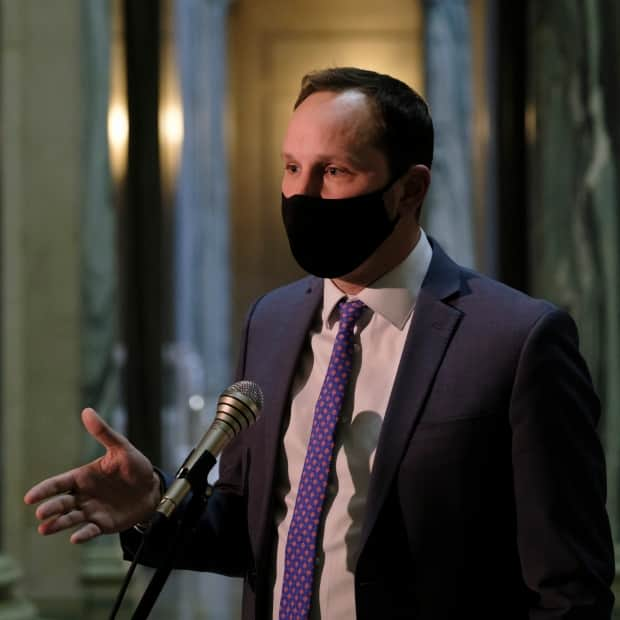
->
xmin=24 ymin=408 xmax=162 ymax=544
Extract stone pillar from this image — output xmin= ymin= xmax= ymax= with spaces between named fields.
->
xmin=0 ymin=3 xmax=39 ymax=603
xmin=170 ymin=0 xmax=234 ymax=474
xmin=152 ymin=0 xmax=242 ymax=617
xmin=174 ymin=0 xmax=232 ymax=401
xmin=1 ymin=1 xmax=82 ymax=617
xmin=422 ymin=0 xmax=476 ymax=268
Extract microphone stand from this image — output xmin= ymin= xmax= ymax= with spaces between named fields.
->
xmin=130 ymin=451 xmax=216 ymax=620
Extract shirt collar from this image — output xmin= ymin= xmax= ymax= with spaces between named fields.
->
xmin=321 ymin=228 xmax=433 ymax=330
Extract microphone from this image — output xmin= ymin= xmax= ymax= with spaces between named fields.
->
xmin=155 ymin=380 xmax=263 ymax=520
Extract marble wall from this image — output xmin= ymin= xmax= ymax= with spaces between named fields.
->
xmin=422 ymin=0 xmax=476 ymax=268
xmin=528 ymin=0 xmax=620 ymax=555
xmin=158 ymin=2 xmax=243 ymax=618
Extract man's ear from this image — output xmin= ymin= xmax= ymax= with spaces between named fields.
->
xmin=398 ymin=164 xmax=431 ymax=220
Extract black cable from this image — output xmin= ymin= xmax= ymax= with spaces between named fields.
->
xmin=109 ymin=535 xmax=147 ymax=620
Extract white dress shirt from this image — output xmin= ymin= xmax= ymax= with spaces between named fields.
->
xmin=272 ymin=230 xmax=433 ymax=619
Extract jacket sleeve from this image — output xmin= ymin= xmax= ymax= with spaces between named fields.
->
xmin=120 ymin=297 xmax=264 ymax=576
xmin=509 ymin=308 xmax=615 ymax=617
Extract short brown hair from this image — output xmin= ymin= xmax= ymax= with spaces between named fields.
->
xmin=294 ymin=67 xmax=434 ymax=176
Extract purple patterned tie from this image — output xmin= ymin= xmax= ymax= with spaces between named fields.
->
xmin=279 ymin=299 xmax=366 ymax=620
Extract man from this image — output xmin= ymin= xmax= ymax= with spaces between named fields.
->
xmin=25 ymin=67 xmax=614 ymax=619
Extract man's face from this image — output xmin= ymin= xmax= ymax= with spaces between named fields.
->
xmin=281 ymin=90 xmax=391 ymax=200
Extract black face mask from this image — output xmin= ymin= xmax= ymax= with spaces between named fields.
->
xmin=281 ymin=182 xmax=398 ymax=278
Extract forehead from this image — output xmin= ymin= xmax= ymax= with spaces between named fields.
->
xmin=282 ymin=90 xmax=381 ymax=157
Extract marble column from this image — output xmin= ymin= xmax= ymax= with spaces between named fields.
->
xmin=527 ymin=0 xmax=620 ymax=602
xmin=422 ymin=0 xmax=476 ymax=268
xmin=163 ymin=0 xmax=234 ymax=475
xmin=1 ymin=1 xmax=83 ymax=617
xmin=152 ymin=0 xmax=241 ymax=618
xmin=174 ymin=0 xmax=232 ymax=399
xmin=79 ymin=1 xmax=129 ymax=618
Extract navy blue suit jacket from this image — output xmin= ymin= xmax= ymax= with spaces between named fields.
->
xmin=123 ymin=240 xmax=615 ymax=619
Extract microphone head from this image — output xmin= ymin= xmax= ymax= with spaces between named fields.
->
xmin=215 ymin=381 xmax=264 ymax=438
xmin=226 ymin=380 xmax=264 ymax=410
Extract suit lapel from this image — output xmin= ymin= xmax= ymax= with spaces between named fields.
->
xmin=359 ymin=243 xmax=463 ymax=552
xmin=250 ymin=278 xmax=323 ymax=561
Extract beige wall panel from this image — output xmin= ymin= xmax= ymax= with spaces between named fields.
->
xmin=229 ymin=0 xmax=423 ymax=345
xmin=1 ymin=0 xmax=83 ymax=607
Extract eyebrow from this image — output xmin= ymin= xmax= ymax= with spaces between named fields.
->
xmin=280 ymin=151 xmax=368 ymax=169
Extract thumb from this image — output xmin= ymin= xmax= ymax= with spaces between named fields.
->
xmin=81 ymin=408 xmax=127 ymax=451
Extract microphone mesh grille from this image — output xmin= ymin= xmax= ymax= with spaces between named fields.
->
xmin=228 ymin=380 xmax=264 ymax=410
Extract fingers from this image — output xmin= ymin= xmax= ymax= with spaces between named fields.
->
xmin=33 ymin=492 xmax=76 ymax=521
xmin=31 ymin=492 xmax=103 ymax=544
xmin=70 ymin=523 xmax=102 ymax=544
xmin=38 ymin=510 xmax=102 ymax=544
xmin=38 ymin=509 xmax=86 ymax=536
xmin=81 ymin=408 xmax=128 ymax=451
xmin=24 ymin=471 xmax=77 ymax=505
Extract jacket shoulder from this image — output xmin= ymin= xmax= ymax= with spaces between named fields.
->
xmin=455 ymin=267 xmax=560 ymax=325
xmin=426 ymin=238 xmax=558 ymax=327
xmin=247 ymin=275 xmax=320 ymax=322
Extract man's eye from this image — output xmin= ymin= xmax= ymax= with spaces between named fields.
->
xmin=325 ymin=166 xmax=343 ymax=177
xmin=285 ymin=163 xmax=299 ymax=174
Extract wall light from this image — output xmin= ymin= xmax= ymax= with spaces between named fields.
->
xmin=159 ymin=100 xmax=184 ymax=193
xmin=108 ymin=100 xmax=129 ymax=181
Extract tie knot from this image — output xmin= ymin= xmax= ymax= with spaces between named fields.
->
xmin=338 ymin=299 xmax=366 ymax=325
